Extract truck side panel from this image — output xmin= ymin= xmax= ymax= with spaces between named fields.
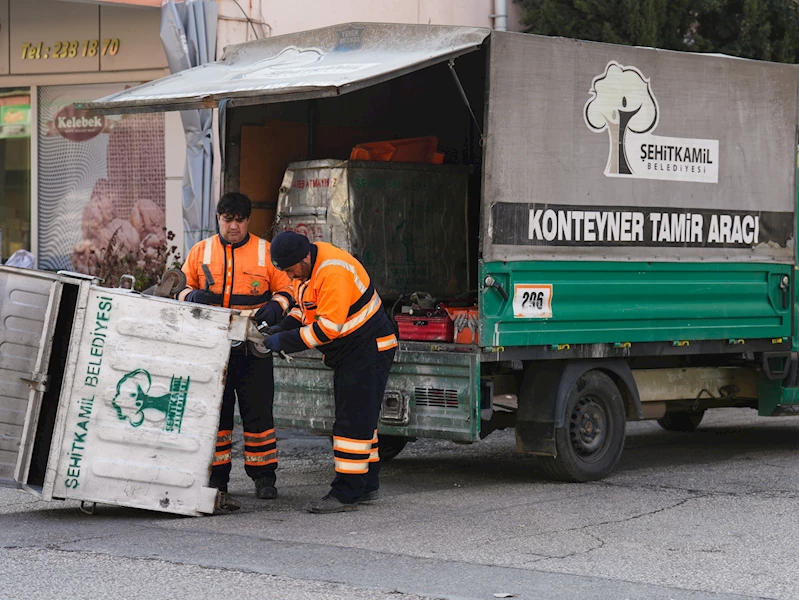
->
xmin=482 ymin=33 xmax=798 ymax=265
xmin=480 ymin=261 xmax=791 ymax=349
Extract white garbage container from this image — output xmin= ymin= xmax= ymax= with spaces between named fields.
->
xmin=0 ymin=266 xmax=248 ymax=516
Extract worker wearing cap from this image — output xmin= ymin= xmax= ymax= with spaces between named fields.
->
xmin=263 ymin=231 xmax=398 ymax=514
xmin=178 ymin=192 xmax=293 ymax=511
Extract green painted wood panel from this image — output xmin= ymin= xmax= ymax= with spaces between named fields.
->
xmin=480 ymin=262 xmax=791 ymax=349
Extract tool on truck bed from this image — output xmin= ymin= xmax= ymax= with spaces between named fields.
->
xmin=393 ymin=291 xmax=478 ymax=344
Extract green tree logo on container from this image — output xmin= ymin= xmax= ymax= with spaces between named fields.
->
xmin=111 ymin=369 xmax=190 ymax=433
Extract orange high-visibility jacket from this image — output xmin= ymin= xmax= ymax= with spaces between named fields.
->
xmin=181 ymin=234 xmax=293 ymax=313
xmin=279 ymin=242 xmax=395 ymax=359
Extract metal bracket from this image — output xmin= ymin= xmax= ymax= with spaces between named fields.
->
xmin=79 ymin=501 xmax=97 ymax=515
xmin=119 ymin=274 xmax=136 ymax=290
xmin=780 ymin=275 xmax=790 ymax=309
xmin=20 ymin=373 xmax=48 ymax=393
xmin=762 ymin=352 xmax=792 ymax=381
xmin=228 ymin=313 xmax=250 ymax=342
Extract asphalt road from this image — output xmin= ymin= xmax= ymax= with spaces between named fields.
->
xmin=2 ymin=407 xmax=799 ymax=600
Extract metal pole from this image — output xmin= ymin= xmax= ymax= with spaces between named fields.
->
xmin=493 ymin=0 xmax=507 ymax=31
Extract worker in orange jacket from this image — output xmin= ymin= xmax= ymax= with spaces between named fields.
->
xmin=178 ymin=192 xmax=293 ymax=511
xmin=263 ymin=231 xmax=398 ymax=514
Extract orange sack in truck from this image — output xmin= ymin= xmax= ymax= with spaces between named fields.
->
xmin=350 ymin=135 xmax=445 ymax=164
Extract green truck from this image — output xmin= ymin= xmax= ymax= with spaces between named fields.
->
xmin=86 ymin=23 xmax=799 ymax=481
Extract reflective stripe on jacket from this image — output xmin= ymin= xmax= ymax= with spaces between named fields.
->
xmin=182 ymin=234 xmax=293 ymax=311
xmin=279 ymin=243 xmax=394 ymax=362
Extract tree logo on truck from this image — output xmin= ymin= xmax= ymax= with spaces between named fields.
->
xmin=111 ymin=369 xmax=190 ymax=433
xmin=584 ymin=63 xmax=658 ymax=175
xmin=584 ymin=62 xmax=719 ymax=184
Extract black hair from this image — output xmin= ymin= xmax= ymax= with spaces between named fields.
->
xmin=217 ymin=192 xmax=252 ymax=219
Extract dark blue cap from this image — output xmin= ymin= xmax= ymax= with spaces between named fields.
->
xmin=270 ymin=231 xmax=311 ymax=269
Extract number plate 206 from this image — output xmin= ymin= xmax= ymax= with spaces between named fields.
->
xmin=513 ymin=284 xmax=553 ymax=319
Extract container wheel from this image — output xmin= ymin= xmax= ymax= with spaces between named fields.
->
xmin=535 ymin=370 xmax=626 ymax=482
xmin=153 ymin=268 xmax=186 ymax=297
xmin=378 ymin=435 xmax=408 ymax=462
xmin=657 ymin=410 xmax=705 ymax=432
xmin=247 ymin=340 xmax=271 ymax=358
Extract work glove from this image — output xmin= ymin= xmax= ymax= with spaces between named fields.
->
xmin=253 ymin=302 xmax=281 ymax=327
xmin=264 ymin=324 xmax=284 ymax=336
xmin=184 ymin=289 xmax=216 ymax=305
xmin=262 ymin=333 xmax=282 ymax=354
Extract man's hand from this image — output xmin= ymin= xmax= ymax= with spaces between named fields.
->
xmin=255 ymin=322 xmax=283 ymax=335
xmin=262 ymin=334 xmax=281 ymax=354
xmin=184 ymin=289 xmax=215 ymax=304
xmin=253 ymin=302 xmax=281 ymax=327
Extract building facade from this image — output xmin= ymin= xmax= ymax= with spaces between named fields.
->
xmin=214 ymin=1 xmax=524 ymax=49
xmin=0 ymin=0 xmax=176 ymax=272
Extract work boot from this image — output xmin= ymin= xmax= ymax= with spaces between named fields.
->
xmin=210 ymin=481 xmax=227 ymax=493
xmin=254 ymin=477 xmax=277 ymax=500
xmin=214 ymin=491 xmax=241 ymax=513
xmin=305 ymin=494 xmax=358 ymax=514
xmin=359 ymin=490 xmax=380 ymax=504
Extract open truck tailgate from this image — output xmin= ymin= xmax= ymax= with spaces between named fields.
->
xmin=274 ymin=342 xmax=481 ymax=443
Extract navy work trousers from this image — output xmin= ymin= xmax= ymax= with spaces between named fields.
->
xmin=211 ymin=351 xmax=276 ymax=490
xmin=329 ymin=339 xmax=396 ymax=503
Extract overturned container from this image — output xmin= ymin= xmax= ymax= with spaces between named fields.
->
xmin=0 ymin=266 xmax=250 ymax=516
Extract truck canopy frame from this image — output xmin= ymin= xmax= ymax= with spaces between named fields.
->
xmin=79 ymin=23 xmax=490 ymax=114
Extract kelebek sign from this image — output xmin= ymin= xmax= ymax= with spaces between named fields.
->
xmin=54 ymin=105 xmax=105 ymax=142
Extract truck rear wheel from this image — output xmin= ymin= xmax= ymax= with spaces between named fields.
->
xmin=378 ymin=435 xmax=408 ymax=462
xmin=536 ymin=370 xmax=626 ymax=482
xmin=657 ymin=410 xmax=705 ymax=432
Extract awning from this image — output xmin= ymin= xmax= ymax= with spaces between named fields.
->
xmin=79 ymin=22 xmax=491 ymax=114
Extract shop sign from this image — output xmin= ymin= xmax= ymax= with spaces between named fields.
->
xmin=20 ymin=39 xmax=120 ymax=61
xmin=0 ymin=104 xmax=30 ymax=139
xmin=53 ymin=104 xmax=106 ymax=142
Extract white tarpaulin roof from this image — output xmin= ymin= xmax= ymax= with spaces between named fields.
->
xmin=81 ymin=23 xmax=490 ymax=113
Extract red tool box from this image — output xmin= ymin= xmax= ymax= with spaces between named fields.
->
xmin=395 ymin=313 xmax=454 ymax=342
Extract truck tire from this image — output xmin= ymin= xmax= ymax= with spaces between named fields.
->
xmin=657 ymin=410 xmax=705 ymax=432
xmin=536 ymin=370 xmax=626 ymax=482
xmin=378 ymin=435 xmax=408 ymax=462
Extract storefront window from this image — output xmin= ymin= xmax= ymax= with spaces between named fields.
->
xmin=38 ymin=84 xmax=165 ymax=273
xmin=0 ymin=89 xmax=31 ymax=262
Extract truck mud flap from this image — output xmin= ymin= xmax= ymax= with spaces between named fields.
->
xmin=516 ymin=359 xmax=641 ymax=456
xmin=761 ymin=352 xmax=793 ymax=381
